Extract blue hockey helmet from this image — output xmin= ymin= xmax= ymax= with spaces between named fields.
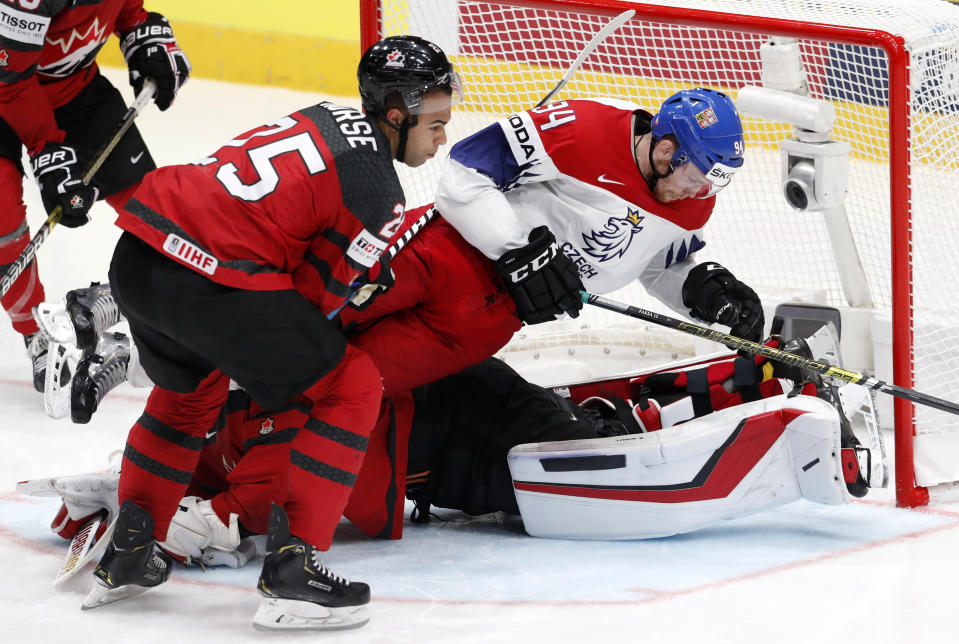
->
xmin=650 ymin=88 xmax=744 ymax=197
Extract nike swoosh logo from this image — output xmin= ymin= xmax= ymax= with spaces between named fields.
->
xmin=130 ymin=152 xmax=144 ymax=164
xmin=597 ymin=174 xmax=625 ymax=185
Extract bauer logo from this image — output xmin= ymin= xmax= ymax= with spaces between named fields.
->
xmin=0 ymin=4 xmax=49 ymax=46
xmin=347 ymin=230 xmax=388 ymax=267
xmin=695 ymin=106 xmax=718 ymax=129
xmin=163 ymin=234 xmax=218 ymax=275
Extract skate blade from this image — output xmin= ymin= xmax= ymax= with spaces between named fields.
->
xmin=252 ymin=597 xmax=370 ymax=631
xmin=81 ymin=579 xmax=153 ymax=610
xmin=34 ymin=301 xmax=78 ymax=346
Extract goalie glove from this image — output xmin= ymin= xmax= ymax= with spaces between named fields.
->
xmin=494 ymin=226 xmax=584 ymax=325
xmin=47 ymin=472 xmax=120 ymax=539
xmin=681 ymin=262 xmax=765 ymax=342
xmin=159 ymin=496 xmax=241 ymax=565
xmin=120 ymin=12 xmax=191 ymax=111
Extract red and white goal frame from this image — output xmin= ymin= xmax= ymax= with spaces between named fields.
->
xmin=360 ymin=0 xmax=959 ymax=508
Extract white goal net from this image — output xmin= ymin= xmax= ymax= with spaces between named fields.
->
xmin=363 ymin=0 xmax=959 ymax=506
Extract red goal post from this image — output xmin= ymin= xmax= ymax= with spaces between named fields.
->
xmin=360 ymin=0 xmax=959 ymax=508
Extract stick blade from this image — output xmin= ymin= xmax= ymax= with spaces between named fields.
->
xmin=54 ymin=513 xmax=115 ymax=586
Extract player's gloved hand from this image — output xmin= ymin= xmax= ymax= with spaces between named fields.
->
xmin=494 ymin=226 xmax=584 ymax=325
xmin=120 ymin=12 xmax=191 ymax=111
xmin=348 ymin=257 xmax=395 ymax=311
xmin=682 ymin=262 xmax=765 ymax=341
xmin=30 ymin=142 xmax=99 ymax=227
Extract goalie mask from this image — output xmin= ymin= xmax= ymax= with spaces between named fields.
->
xmin=649 ymin=88 xmax=744 ymax=198
xmin=357 ymin=35 xmax=463 ymax=124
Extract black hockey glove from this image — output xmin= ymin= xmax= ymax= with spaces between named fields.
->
xmin=682 ymin=262 xmax=765 ymax=342
xmin=494 ymin=226 xmax=584 ymax=325
xmin=120 ymin=12 xmax=191 ymax=111
xmin=30 ymin=142 xmax=99 ymax=228
xmin=347 ymin=257 xmax=395 ymax=311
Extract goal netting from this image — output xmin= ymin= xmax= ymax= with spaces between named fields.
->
xmin=361 ymin=0 xmax=959 ymax=506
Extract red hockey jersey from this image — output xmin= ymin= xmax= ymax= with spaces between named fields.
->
xmin=0 ymin=0 xmax=147 ymax=154
xmin=116 ymin=101 xmax=406 ymax=314
xmin=190 ymin=205 xmax=520 ymax=541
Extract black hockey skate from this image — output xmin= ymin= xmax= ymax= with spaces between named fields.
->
xmin=254 ymin=504 xmax=370 ymax=631
xmin=83 ymin=500 xmax=172 ymax=610
xmin=34 ymin=282 xmax=122 ymax=353
xmin=71 ymin=331 xmax=131 ymax=424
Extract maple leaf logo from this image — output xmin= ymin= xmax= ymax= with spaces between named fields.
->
xmin=385 ymin=49 xmax=405 ymax=67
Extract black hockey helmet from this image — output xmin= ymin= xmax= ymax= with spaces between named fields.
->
xmin=357 ymin=35 xmax=462 ymax=122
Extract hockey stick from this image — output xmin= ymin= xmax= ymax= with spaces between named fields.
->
xmin=0 ymin=79 xmax=157 ymax=299
xmin=535 ymin=9 xmax=636 ymax=108
xmin=582 ymin=291 xmax=959 ymax=416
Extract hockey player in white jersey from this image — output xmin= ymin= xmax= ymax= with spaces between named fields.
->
xmin=435 ymin=89 xmax=764 ymax=339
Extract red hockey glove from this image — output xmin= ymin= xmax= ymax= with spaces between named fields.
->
xmin=50 ymin=502 xmax=108 ymax=540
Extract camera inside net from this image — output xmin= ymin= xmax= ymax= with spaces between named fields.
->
xmin=781 ymin=137 xmax=850 ymax=211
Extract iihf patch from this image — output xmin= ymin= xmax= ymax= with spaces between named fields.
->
xmin=163 ymin=233 xmax=218 ymax=275
xmin=0 ymin=49 xmax=8 ymax=67
xmin=385 ymin=49 xmax=405 ymax=67
xmin=695 ymin=106 xmax=719 ymax=129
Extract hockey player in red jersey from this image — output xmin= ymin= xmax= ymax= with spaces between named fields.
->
xmin=0 ymin=0 xmax=190 ymax=390
xmin=83 ymin=35 xmax=462 ymax=630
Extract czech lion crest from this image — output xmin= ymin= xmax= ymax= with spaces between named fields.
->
xmin=581 ymin=208 xmax=644 ymax=261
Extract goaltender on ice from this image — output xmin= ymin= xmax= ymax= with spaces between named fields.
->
xmin=28 ymin=318 xmax=882 ymax=564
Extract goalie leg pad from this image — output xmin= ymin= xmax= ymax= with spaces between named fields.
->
xmin=507 ymin=394 xmax=848 ymax=540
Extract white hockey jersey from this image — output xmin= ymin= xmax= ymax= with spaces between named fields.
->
xmin=434 ymin=98 xmax=718 ymax=315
